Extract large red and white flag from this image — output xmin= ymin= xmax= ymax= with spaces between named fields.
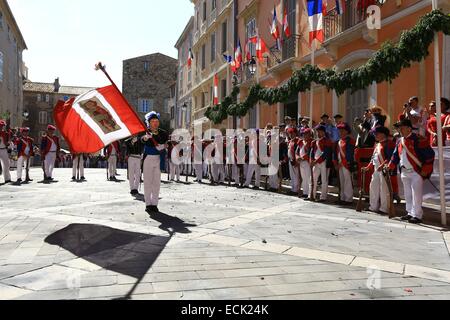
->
xmin=54 ymin=85 xmax=147 ymax=153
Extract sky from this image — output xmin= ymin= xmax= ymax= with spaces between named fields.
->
xmin=8 ymin=0 xmax=194 ymax=89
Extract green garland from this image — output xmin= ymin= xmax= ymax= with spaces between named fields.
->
xmin=206 ymin=10 xmax=450 ymax=124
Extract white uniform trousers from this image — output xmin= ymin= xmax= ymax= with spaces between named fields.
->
xmin=143 ymin=155 xmax=161 ymax=207
xmin=369 ymin=171 xmax=389 ymax=213
xmin=289 ymin=162 xmax=300 ymax=193
xmin=268 ymin=172 xmax=279 ymax=189
xmin=128 ymin=156 xmax=141 ymax=191
xmin=194 ymin=164 xmax=203 ymax=181
xmin=203 ymin=162 xmax=209 ymax=179
xmin=0 ymin=149 xmax=11 ymax=182
xmin=339 ymin=166 xmax=354 ymax=203
xmin=170 ymin=161 xmax=181 ymax=181
xmin=401 ymin=170 xmax=424 ymax=219
xmin=212 ymin=163 xmax=225 ymax=183
xmin=299 ymin=161 xmax=311 ymax=197
xmin=232 ymin=164 xmax=240 ymax=184
xmin=16 ymin=156 xmax=28 ymax=180
xmin=44 ymin=152 xmax=57 ymax=179
xmin=245 ymin=164 xmax=261 ymax=188
xmin=311 ymin=162 xmax=328 ymax=200
xmin=108 ymin=155 xmax=117 ymax=179
xmin=72 ymin=155 xmax=85 ymax=178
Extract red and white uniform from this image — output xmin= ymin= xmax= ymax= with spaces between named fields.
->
xmin=105 ymin=141 xmax=120 ymax=179
xmin=288 ymin=137 xmax=300 ymax=193
xmin=16 ymin=136 xmax=35 ymax=181
xmin=297 ymin=138 xmax=312 ymax=197
xmin=41 ymin=135 xmax=60 ymax=179
xmin=0 ymin=130 xmax=11 ymax=182
xmin=310 ymin=137 xmax=333 ymax=200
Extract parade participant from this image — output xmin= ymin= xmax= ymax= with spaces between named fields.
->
xmin=15 ymin=128 xmax=34 ymax=184
xmin=297 ymin=128 xmax=313 ymax=198
xmin=309 ymin=125 xmax=333 ymax=202
xmin=403 ymin=96 xmax=426 ymax=136
xmin=212 ymin=134 xmax=225 ymax=184
xmin=40 ymin=125 xmax=60 ymax=182
xmin=334 ymin=123 xmax=356 ymax=204
xmin=142 ymin=112 xmax=169 ymax=214
xmin=71 ymin=153 xmax=86 ymax=181
xmin=244 ymin=130 xmax=261 ymax=189
xmin=169 ymin=138 xmax=182 ymax=182
xmin=363 ymin=127 xmax=395 ymax=214
xmin=427 ymin=99 xmax=449 ymax=147
xmin=104 ymin=141 xmax=121 ymax=181
xmin=370 ymin=106 xmax=388 ymax=129
xmin=355 ymin=110 xmax=376 ymax=197
xmin=287 ymin=128 xmax=300 ymax=195
xmin=388 ymin=119 xmax=435 ymax=224
xmin=266 ymin=130 xmax=279 ymax=191
xmin=443 ymin=98 xmax=450 ymax=142
xmin=125 ymin=134 xmax=144 ymax=195
xmin=0 ymin=120 xmax=12 ymax=184
xmin=192 ymin=136 xmax=203 ymax=183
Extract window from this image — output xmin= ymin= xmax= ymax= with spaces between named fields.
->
xmin=144 ymin=61 xmax=150 ymax=72
xmin=0 ymin=11 xmax=3 ymax=29
xmin=202 ymin=1 xmax=207 ymax=22
xmin=138 ymin=99 xmax=153 ymax=113
xmin=210 ymin=33 xmax=216 ymax=63
xmin=201 ymin=44 xmax=206 ymax=70
xmin=37 ymin=94 xmax=42 ymax=102
xmin=201 ymin=92 xmax=206 ymax=108
xmin=221 ymin=21 xmax=227 ymax=53
xmin=179 ymin=70 xmax=184 ymax=94
xmin=39 ymin=112 xmax=48 ymax=125
xmin=45 ymin=94 xmax=50 ymax=103
xmin=171 ymin=106 xmax=175 ymax=120
xmin=246 ymin=18 xmax=257 ymax=57
xmin=0 ymin=52 xmax=3 ymax=82
xmin=211 ymin=0 xmax=216 ymax=11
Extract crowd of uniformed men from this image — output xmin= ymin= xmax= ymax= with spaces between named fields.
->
xmin=1 ymin=96 xmax=449 ymax=223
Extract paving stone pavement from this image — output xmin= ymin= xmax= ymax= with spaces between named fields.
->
xmin=0 ymin=168 xmax=449 ymax=300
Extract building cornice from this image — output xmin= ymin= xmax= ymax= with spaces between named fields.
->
xmin=175 ymin=16 xmax=194 ymax=49
xmin=237 ymin=0 xmax=260 ymax=21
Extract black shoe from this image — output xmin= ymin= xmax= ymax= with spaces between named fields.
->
xmin=401 ymin=215 xmax=413 ymax=221
xmin=252 ymin=186 xmax=260 ymax=190
xmin=130 ymin=189 xmax=138 ymax=195
xmin=153 ymin=206 xmax=160 ymax=213
xmin=394 ymin=194 xmax=402 ymax=204
xmin=409 ymin=217 xmax=423 ymax=224
xmin=72 ymin=176 xmax=76 ymax=181
xmin=15 ymin=179 xmax=22 ymax=185
xmin=25 ymin=178 xmax=33 ymax=182
xmin=5 ymin=180 xmax=11 ymax=184
xmin=80 ymin=177 xmax=86 ymax=181
xmin=146 ymin=206 xmax=154 ymax=214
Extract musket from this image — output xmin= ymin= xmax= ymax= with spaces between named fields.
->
xmin=382 ymin=167 xmax=396 ymax=219
xmin=356 ymin=168 xmax=366 ymax=212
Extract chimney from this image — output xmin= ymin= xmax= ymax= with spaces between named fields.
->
xmin=54 ymin=77 xmax=60 ymax=92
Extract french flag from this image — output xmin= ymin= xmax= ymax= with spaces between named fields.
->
xmin=283 ymin=7 xmax=291 ymax=38
xmin=307 ymin=0 xmax=325 ymax=45
xmin=235 ymin=40 xmax=243 ymax=69
xmin=187 ymin=48 xmax=194 ymax=68
xmin=335 ymin=0 xmax=345 ymax=15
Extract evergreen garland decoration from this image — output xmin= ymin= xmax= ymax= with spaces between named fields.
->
xmin=206 ymin=10 xmax=450 ymax=124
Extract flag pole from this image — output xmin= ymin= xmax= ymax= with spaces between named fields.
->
xmin=95 ymin=62 xmax=147 ymax=131
xmin=310 ymin=40 xmax=315 ymax=127
xmin=431 ymin=1 xmax=447 ymax=226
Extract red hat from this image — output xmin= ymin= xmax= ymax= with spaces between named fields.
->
xmin=287 ymin=128 xmax=298 ymax=135
xmin=47 ymin=125 xmax=56 ymax=131
xmin=337 ymin=123 xmax=352 ymax=133
xmin=20 ymin=127 xmax=30 ymax=133
xmin=0 ymin=120 xmax=6 ymax=126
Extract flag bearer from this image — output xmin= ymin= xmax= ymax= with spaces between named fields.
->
xmin=142 ymin=112 xmax=169 ymax=214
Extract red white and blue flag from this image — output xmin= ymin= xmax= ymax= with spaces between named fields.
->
xmin=270 ymin=7 xmax=281 ymax=49
xmin=307 ymin=0 xmax=325 ymax=45
xmin=335 ymin=0 xmax=345 ymax=15
xmin=187 ymin=48 xmax=194 ymax=68
xmin=235 ymin=40 xmax=243 ymax=69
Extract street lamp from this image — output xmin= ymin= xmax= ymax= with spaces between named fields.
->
xmin=23 ymin=110 xmax=30 ymax=120
xmin=377 ymin=0 xmax=387 ymax=5
xmin=181 ymin=103 xmax=188 ymax=112
xmin=249 ymin=57 xmax=257 ymax=76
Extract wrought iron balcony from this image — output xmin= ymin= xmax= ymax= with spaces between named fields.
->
xmin=324 ymin=0 xmax=367 ymax=40
xmin=266 ymin=34 xmax=300 ymax=69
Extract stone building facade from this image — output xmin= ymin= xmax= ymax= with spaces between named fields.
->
xmin=122 ymin=53 xmax=178 ymax=130
xmin=0 ymin=0 xmax=27 ymax=128
xmin=175 ymin=16 xmax=194 ymax=130
xmin=22 ymin=78 xmax=94 ymax=150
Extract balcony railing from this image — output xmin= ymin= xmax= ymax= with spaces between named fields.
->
xmin=266 ymin=34 xmax=300 ymax=69
xmin=324 ymin=0 xmax=367 ymax=40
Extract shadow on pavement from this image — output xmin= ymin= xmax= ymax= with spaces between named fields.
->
xmin=149 ymin=211 xmax=197 ymax=235
xmin=45 ymin=223 xmax=171 ymax=299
